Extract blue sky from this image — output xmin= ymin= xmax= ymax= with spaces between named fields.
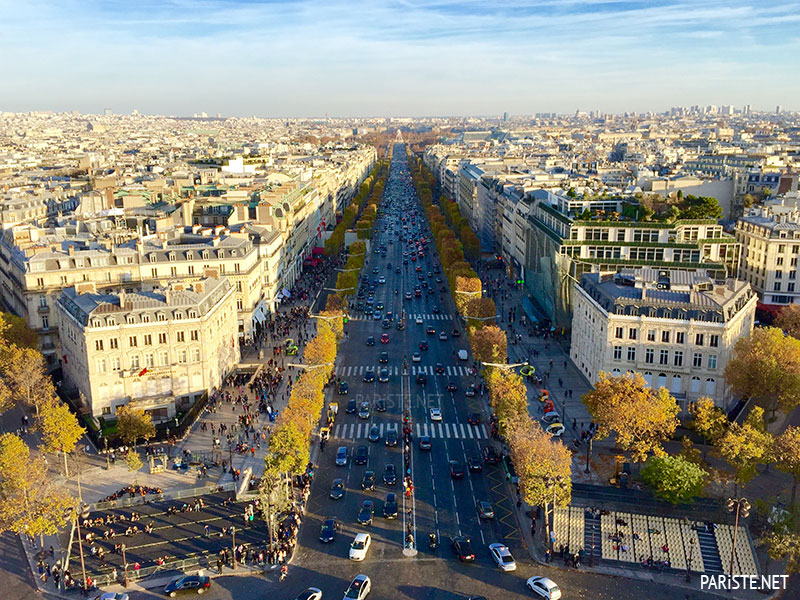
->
xmin=1 ymin=0 xmax=798 ymax=116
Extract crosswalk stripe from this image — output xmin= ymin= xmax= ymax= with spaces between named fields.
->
xmin=481 ymin=425 xmax=488 ymax=438
xmin=459 ymin=424 xmax=466 ymax=438
xmin=444 ymin=424 xmax=450 ymax=438
xmin=357 ymin=423 xmax=364 ymax=438
xmin=379 ymin=423 xmax=385 ymax=436
xmin=334 ymin=424 xmax=342 ymax=438
xmin=467 ymin=426 xmax=474 ymax=439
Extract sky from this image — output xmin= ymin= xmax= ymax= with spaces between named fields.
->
xmin=1 ymin=0 xmax=798 ymax=117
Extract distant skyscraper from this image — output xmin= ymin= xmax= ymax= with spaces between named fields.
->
xmin=742 ymin=104 xmax=751 ymax=115
xmin=502 ymin=112 xmax=509 ymax=122
xmin=132 ymin=108 xmax=139 ymax=116
xmin=776 ymin=105 xmax=783 ymax=114
xmin=104 ymin=108 xmax=112 ymax=116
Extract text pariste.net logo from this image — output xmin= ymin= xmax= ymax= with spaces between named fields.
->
xmin=699 ymin=574 xmax=789 ymax=591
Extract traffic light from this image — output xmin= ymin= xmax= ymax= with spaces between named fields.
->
xmin=343 ymin=315 xmax=348 ymax=324
xmin=517 ymin=279 xmax=524 ymax=285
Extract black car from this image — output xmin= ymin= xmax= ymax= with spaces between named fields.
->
xmin=338 ymin=381 xmax=349 ymax=395
xmin=451 ymin=328 xmax=461 ymax=337
xmin=330 ymin=478 xmax=345 ymax=500
xmin=449 ymin=460 xmax=465 ymax=479
xmin=434 ymin=363 xmax=445 ymax=374
xmin=446 ymin=381 xmax=457 ymax=392
xmin=418 ymin=435 xmax=432 ymax=451
xmin=382 ymin=319 xmax=391 ymax=329
xmin=383 ymin=492 xmax=398 ymax=518
xmin=419 ymin=340 xmax=429 ymax=351
xmin=468 ymin=456 xmax=483 ymax=473
xmin=385 ymin=429 xmax=398 ymax=447
xmin=426 ymin=326 xmax=436 ymax=335
xmin=368 ymin=425 xmax=380 ymax=442
xmin=451 ymin=536 xmax=475 ymax=561
xmin=416 ymin=374 xmax=427 ymax=386
xmin=164 ymin=575 xmax=211 ymax=597
xmin=383 ymin=463 xmax=397 ymax=485
xmin=396 ymin=321 xmax=405 ymax=330
xmin=346 ymin=398 xmax=357 ymax=414
xmin=375 ymin=397 xmax=386 ymax=412
xmin=357 ymin=500 xmax=374 ymax=525
xmin=361 ymin=470 xmax=376 ymax=491
xmin=483 ymin=445 xmax=501 ymax=464
xmin=379 ymin=351 xmax=389 ymax=363
xmin=363 ymin=369 xmax=375 ymax=383
xmin=319 ymin=517 xmax=338 ymax=543
xmin=366 ymin=336 xmax=375 ymax=346
xmin=468 ymin=413 xmax=481 ymax=425
xmin=354 ymin=445 xmax=369 ymax=465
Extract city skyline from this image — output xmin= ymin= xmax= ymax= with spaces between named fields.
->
xmin=1 ymin=0 xmax=799 ymax=117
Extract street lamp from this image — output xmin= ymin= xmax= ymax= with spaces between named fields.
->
xmin=726 ymin=497 xmax=750 ymax=576
xmin=231 ymin=526 xmax=237 ymax=570
xmin=684 ymin=517 xmax=695 ymax=582
xmin=461 ymin=314 xmax=501 ymax=322
xmin=584 ymin=427 xmax=595 ymax=474
xmin=121 ymin=542 xmax=129 ymax=587
xmin=323 ymin=287 xmax=355 ymax=293
xmin=286 ymin=361 xmax=334 ymax=370
xmin=65 ymin=504 xmax=90 ymax=593
xmin=544 ymin=475 xmax=567 ymax=553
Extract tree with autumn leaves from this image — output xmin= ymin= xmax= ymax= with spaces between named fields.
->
xmin=468 ymin=324 xmax=507 ymax=365
xmin=583 ymin=372 xmax=679 ymax=463
xmin=485 ymin=368 xmax=528 ymax=439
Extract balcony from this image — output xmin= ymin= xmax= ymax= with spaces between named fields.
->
xmin=37 ymin=303 xmax=49 ymax=314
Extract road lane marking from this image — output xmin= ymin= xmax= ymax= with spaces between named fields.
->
xmin=459 ymin=424 xmax=466 ymax=438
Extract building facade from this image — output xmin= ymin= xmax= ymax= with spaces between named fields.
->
xmin=57 ymin=277 xmax=239 ymax=420
xmin=570 ymin=268 xmax=756 ymax=410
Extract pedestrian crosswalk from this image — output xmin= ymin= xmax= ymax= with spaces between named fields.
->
xmin=331 ymin=421 xmax=488 ymax=440
xmin=335 ymin=365 xmax=473 ymax=377
xmin=348 ymin=313 xmax=453 ymax=322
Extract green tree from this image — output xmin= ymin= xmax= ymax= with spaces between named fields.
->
xmin=717 ymin=406 xmax=772 ymax=489
xmin=583 ymin=372 xmax=679 ymax=463
xmin=0 ymin=347 xmax=57 ymax=416
xmin=485 ymin=369 xmax=528 ymax=438
xmin=39 ymin=402 xmax=85 ymax=477
xmin=640 ymin=455 xmax=707 ymax=504
xmin=509 ymin=417 xmax=572 ymax=510
xmin=0 ymin=312 xmax=38 ymax=349
xmin=725 ymin=327 xmax=800 ymax=417
xmin=125 ymin=449 xmax=143 ymax=484
xmin=772 ymin=426 xmax=800 ymax=507
xmin=115 ymin=405 xmax=156 ymax=446
xmin=0 ymin=433 xmax=74 ymax=539
xmin=775 ymin=304 xmax=800 ymax=340
xmin=764 ymin=526 xmax=800 ymax=574
xmin=689 ymin=397 xmax=728 ymax=458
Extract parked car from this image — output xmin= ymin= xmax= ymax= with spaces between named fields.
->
xmin=526 ymin=577 xmax=561 ymax=600
xmin=349 ymin=533 xmax=372 ymax=561
xmin=163 ymin=575 xmax=211 ymax=597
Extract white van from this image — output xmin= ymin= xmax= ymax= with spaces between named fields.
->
xmin=457 ymin=349 xmax=468 ymax=361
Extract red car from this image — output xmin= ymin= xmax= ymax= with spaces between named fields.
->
xmin=380 ymin=333 xmax=389 ymax=344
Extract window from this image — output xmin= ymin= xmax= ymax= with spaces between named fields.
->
xmin=237 ymin=299 xmax=243 ymax=310
xmin=708 ymin=354 xmax=718 ymax=370
xmin=188 ymin=310 xmax=198 ymax=318
xmin=790 ymin=283 xmax=796 ymax=292
xmin=37 ymin=277 xmax=44 ymax=287
xmin=774 ymin=282 xmax=782 ymax=291
xmin=130 ymin=355 xmax=140 ymax=369
xmin=709 ymin=335 xmax=718 ymax=348
xmin=188 ymin=265 xmax=195 ymax=275
xmin=142 ymin=314 xmax=150 ymax=323
xmin=676 ymin=332 xmax=685 ymax=344
xmin=39 ymin=296 xmax=47 ymax=308
xmin=647 ymin=330 xmax=656 ymax=342
xmin=628 ymin=328 xmax=637 ymax=340
xmin=174 ymin=312 xmax=183 ymax=320
xmin=157 ymin=313 xmax=166 ymax=322
xmin=705 ymin=378 xmax=716 ymax=395
xmin=41 ymin=315 xmax=49 ymax=329
xmin=674 ymin=351 xmax=683 ymax=367
xmin=192 ymin=348 xmax=201 ymax=362
xmin=659 ymin=350 xmax=669 ymax=365
xmin=690 ymin=376 xmax=701 ymax=393
xmin=111 ymin=357 xmax=121 ymax=371
xmin=693 ymin=352 xmax=702 ymax=368
xmin=129 ymin=336 xmax=137 ymax=347
xmin=151 ymin=268 xmax=158 ymax=278
xmin=101 ymin=406 xmax=111 ymax=416
xmin=190 ymin=330 xmax=199 ymax=341
xmin=160 ymin=351 xmax=169 ymax=366
xmin=645 ymin=349 xmax=654 ymax=364
xmin=177 ymin=349 xmax=187 ymax=364
xmin=170 ymin=266 xmax=177 ymax=277
xmin=235 ymin=263 xmax=241 ymax=273
xmin=95 ymin=340 xmax=104 ymax=351
xmin=615 ymin=327 xmax=624 ymax=339
xmin=661 ymin=330 xmax=670 ymax=343
xmin=627 ymin=347 xmax=636 ymax=362
xmin=145 ymin=353 xmax=154 ymax=367
xmin=695 ymin=333 xmax=704 ymax=346
xmin=236 ymin=281 xmax=243 ymax=292
xmin=176 ymin=331 xmax=185 ymax=342
xmin=96 ymin=359 xmax=107 ymax=373
xmin=143 ymin=334 xmax=152 ymax=346
xmin=613 ymin=346 xmax=622 ymax=360
xmin=158 ymin=333 xmax=167 ymax=344
xmin=110 ymin=338 xmax=119 ymax=349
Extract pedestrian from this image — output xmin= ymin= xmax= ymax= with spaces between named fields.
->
xmin=545 ymin=548 xmax=551 ymax=562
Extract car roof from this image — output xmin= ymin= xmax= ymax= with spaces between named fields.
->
xmin=354 ymin=532 xmax=370 ymax=541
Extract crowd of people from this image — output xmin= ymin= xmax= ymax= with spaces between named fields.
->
xmin=101 ymin=485 xmax=162 ymax=502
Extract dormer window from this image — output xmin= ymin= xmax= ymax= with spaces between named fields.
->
xmin=187 ymin=251 xmax=194 ymax=260
xmin=142 ymin=314 xmax=150 ymax=323
xmin=202 ymin=251 xmax=210 ymax=259
xmin=91 ymin=319 xmax=102 ymax=328
xmin=106 ymin=318 xmax=116 ymax=326
xmin=169 ymin=252 xmax=176 ymax=261
xmin=174 ymin=311 xmax=183 ymax=320
xmin=156 ymin=313 xmax=166 ymax=322
xmin=126 ymin=315 xmax=135 ymax=324
xmin=188 ymin=310 xmax=198 ymax=319
xmin=149 ymin=254 xmax=156 ymax=262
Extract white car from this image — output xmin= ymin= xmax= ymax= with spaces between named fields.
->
xmin=349 ymin=532 xmax=371 ymax=561
xmin=430 ymin=407 xmax=442 ymax=421
xmin=293 ymin=589 xmax=323 ymax=600
xmin=412 ymin=352 xmax=422 ymax=362
xmin=542 ymin=411 xmax=561 ymax=424
xmin=343 ymin=573 xmax=371 ymax=600
xmin=415 ymin=315 xmax=424 ymax=324
xmin=526 ymin=576 xmax=561 ymax=600
xmin=94 ymin=594 xmax=130 ymax=600
xmin=489 ymin=543 xmax=517 ymax=571
xmin=545 ymin=422 xmax=565 ymax=437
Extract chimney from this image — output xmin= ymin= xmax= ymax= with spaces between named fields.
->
xmin=194 ymin=281 xmax=204 ymax=294
xmin=164 ymin=286 xmax=171 ymax=305
xmin=119 ymin=288 xmax=126 ymax=308
xmin=67 ymin=244 xmax=75 ymax=256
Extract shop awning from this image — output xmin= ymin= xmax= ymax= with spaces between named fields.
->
xmin=253 ymin=307 xmax=267 ymax=324
xmin=312 ymin=246 xmax=325 ymax=256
